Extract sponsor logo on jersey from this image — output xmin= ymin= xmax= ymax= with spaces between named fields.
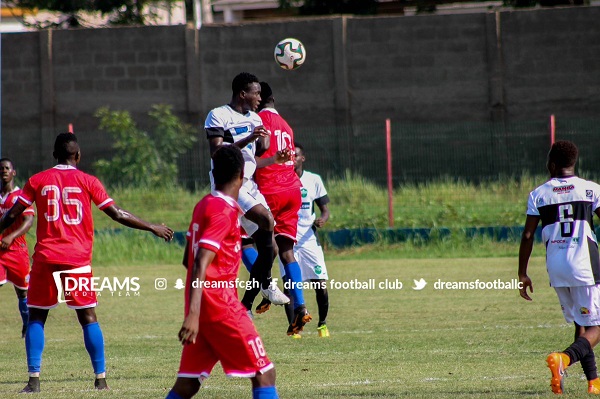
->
xmin=233 ymin=126 xmax=250 ymax=135
xmin=587 ymin=190 xmax=593 ymax=198
xmin=580 ymin=307 xmax=590 ymax=315
xmin=301 ymin=201 xmax=310 ymax=210
xmin=551 ymin=239 xmax=567 ymax=244
xmin=301 ymin=188 xmax=308 ymax=198
xmin=553 ymin=185 xmax=575 ymax=193
xmin=537 ymin=197 xmax=544 ymax=206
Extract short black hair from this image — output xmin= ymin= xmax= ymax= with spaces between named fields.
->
xmin=258 ymin=81 xmax=273 ymax=109
xmin=294 ymin=142 xmax=304 ymax=153
xmin=0 ymin=158 xmax=14 ymax=168
xmin=212 ymin=145 xmax=244 ymax=186
xmin=232 ymin=72 xmax=259 ymax=95
xmin=54 ymin=132 xmax=78 ymax=161
xmin=548 ymin=140 xmax=578 ymax=169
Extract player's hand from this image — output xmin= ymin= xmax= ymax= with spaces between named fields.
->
xmin=314 ymin=218 xmax=326 ymax=228
xmin=274 ymin=148 xmax=293 ymax=164
xmin=251 ymin=126 xmax=269 ymax=141
xmin=0 ymin=236 xmax=14 ymax=250
xmin=519 ymin=274 xmax=533 ymax=301
xmin=152 ymin=224 xmax=174 ymax=242
xmin=178 ymin=314 xmax=200 ymax=345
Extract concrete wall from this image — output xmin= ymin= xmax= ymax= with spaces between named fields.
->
xmin=2 ymin=7 xmax=600 ymax=185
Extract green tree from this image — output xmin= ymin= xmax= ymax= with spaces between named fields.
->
xmin=4 ymin=0 xmax=175 ymax=28
xmin=94 ymin=104 xmax=197 ymax=188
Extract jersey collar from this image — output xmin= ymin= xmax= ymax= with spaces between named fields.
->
xmin=212 ymin=190 xmax=243 ymax=214
xmin=259 ymin=107 xmax=279 ymax=115
xmin=53 ymin=165 xmax=77 ymax=170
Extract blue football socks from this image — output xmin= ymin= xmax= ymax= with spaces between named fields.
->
xmin=242 ymin=247 xmax=258 ymax=273
xmin=18 ymin=296 xmax=29 ymax=326
xmin=166 ymin=390 xmax=185 ymax=399
xmin=252 ymin=386 xmax=279 ymax=399
xmin=283 ymin=261 xmax=305 ymax=307
xmin=83 ymin=322 xmax=106 ymax=374
xmin=25 ymin=321 xmax=45 ymax=373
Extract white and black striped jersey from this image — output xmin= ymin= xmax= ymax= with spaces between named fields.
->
xmin=204 ymin=105 xmax=263 ymax=180
xmin=527 ymin=176 xmax=600 ymax=287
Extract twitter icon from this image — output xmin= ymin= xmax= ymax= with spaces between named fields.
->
xmin=412 ymin=278 xmax=427 ymax=290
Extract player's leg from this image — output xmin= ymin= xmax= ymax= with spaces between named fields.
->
xmin=75 ymin=307 xmax=109 ymax=389
xmin=242 ymin=237 xmax=258 ymax=273
xmin=21 ymin=307 xmax=48 ymax=393
xmin=277 ymin=234 xmax=311 ymax=335
xmin=15 ymin=286 xmax=29 ymax=338
xmin=574 ymin=322 xmax=600 ymax=393
xmin=4 ymin=251 xmax=30 ymax=337
xmin=311 ymin=280 xmax=330 ymax=337
xmin=251 ymin=368 xmax=278 ymax=399
xmin=166 ymin=378 xmax=201 ymax=399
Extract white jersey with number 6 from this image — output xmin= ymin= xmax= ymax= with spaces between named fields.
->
xmin=527 ymin=176 xmax=600 ymax=287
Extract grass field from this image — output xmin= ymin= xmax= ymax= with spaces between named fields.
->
xmin=0 ymin=255 xmax=592 ymax=398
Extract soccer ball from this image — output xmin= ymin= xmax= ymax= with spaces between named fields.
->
xmin=274 ymin=38 xmax=306 ymax=70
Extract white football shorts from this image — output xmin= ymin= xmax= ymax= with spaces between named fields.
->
xmin=280 ymin=227 xmax=328 ymax=281
xmin=238 ymin=178 xmax=270 ymax=237
xmin=554 ymin=284 xmax=600 ymax=326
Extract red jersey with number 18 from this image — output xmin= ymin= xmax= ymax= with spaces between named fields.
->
xmin=17 ymin=165 xmax=114 ymax=266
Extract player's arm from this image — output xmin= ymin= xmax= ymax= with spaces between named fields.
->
xmin=518 ymin=214 xmax=540 ymax=301
xmin=0 ymin=214 xmax=34 ymax=250
xmin=0 ymin=202 xmax=27 ymax=235
xmin=102 ymin=204 xmax=173 ymax=242
xmin=182 ymin=241 xmax=189 ymax=268
xmin=178 ymin=247 xmax=214 ymax=345
xmin=314 ymin=200 xmax=331 ymax=228
xmin=237 ymin=126 xmax=269 ymax=150
xmin=256 ymin=148 xmax=292 ymax=168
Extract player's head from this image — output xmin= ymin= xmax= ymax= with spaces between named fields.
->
xmin=53 ymin=132 xmax=81 ymax=164
xmin=547 ymin=140 xmax=578 ymax=175
xmin=0 ymin=158 xmax=16 ymax=185
xmin=231 ymin=72 xmax=261 ymax=113
xmin=258 ymin=81 xmax=274 ymax=111
xmin=294 ymin=142 xmax=305 ymax=171
xmin=212 ymin=145 xmax=244 ymax=189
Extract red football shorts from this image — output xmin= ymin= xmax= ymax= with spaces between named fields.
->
xmin=264 ymin=188 xmax=301 ymax=242
xmin=0 ymin=250 xmax=30 ymax=289
xmin=27 ymin=262 xmax=97 ymax=309
xmin=178 ymin=302 xmax=273 ymax=379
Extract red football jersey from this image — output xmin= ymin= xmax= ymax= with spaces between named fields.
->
xmin=255 ymin=108 xmax=302 ymax=195
xmin=185 ymin=191 xmax=243 ymax=322
xmin=18 ymin=165 xmax=114 ymax=266
xmin=0 ymin=188 xmax=35 ymax=252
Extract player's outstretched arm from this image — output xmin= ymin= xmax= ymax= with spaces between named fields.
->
xmin=256 ymin=148 xmax=292 ymax=168
xmin=0 ymin=202 xmax=27 ymax=235
xmin=518 ymin=214 xmax=540 ymax=301
xmin=102 ymin=204 xmax=174 ymax=242
xmin=0 ymin=214 xmax=34 ymax=250
xmin=179 ymin=248 xmax=214 ymax=345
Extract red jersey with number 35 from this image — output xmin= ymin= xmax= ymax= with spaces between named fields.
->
xmin=18 ymin=165 xmax=114 ymax=266
xmin=185 ymin=191 xmax=242 ymax=322
xmin=255 ymin=108 xmax=301 ymax=195
xmin=0 ymin=188 xmax=35 ymax=252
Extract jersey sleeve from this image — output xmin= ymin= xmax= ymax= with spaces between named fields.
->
xmin=198 ymin=213 xmax=233 ymax=252
xmin=205 ymin=110 xmax=226 ymax=139
xmin=17 ymin=179 xmax=36 ymax=207
xmin=526 ymin=191 xmax=539 ymax=216
xmin=89 ymin=176 xmax=114 ymax=210
xmin=314 ymin=174 xmax=329 ymax=200
xmin=592 ymin=183 xmax=600 ymax=211
xmin=22 ymin=205 xmax=35 ymax=216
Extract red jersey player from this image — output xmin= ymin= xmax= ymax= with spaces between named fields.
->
xmin=0 ymin=133 xmax=174 ymax=393
xmin=166 ymin=145 xmax=279 ymax=399
xmin=255 ymin=82 xmax=311 ymax=336
xmin=0 ymin=158 xmax=35 ymax=338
